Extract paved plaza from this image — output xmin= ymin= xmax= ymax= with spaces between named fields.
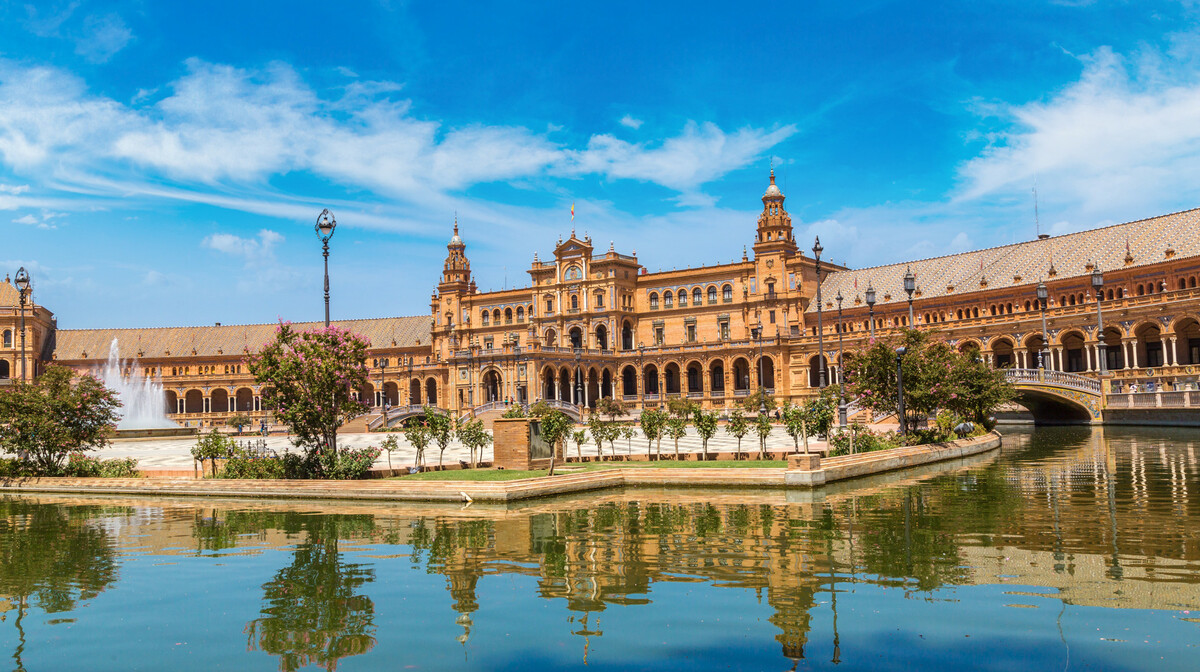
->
xmin=102 ymin=427 xmax=828 ymax=471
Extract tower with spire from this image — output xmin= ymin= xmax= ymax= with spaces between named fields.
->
xmin=752 ymin=169 xmax=797 ymax=257
xmin=440 ymin=218 xmax=472 ymax=293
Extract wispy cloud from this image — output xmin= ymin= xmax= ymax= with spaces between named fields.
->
xmin=203 ymin=229 xmax=285 ymax=259
xmin=74 ymin=13 xmax=133 ymax=63
xmin=619 ymin=114 xmax=643 ymax=129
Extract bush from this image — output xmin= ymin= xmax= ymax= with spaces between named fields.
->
xmin=323 ymin=446 xmax=382 ymax=480
xmin=64 ymin=453 xmax=140 ymax=477
xmin=0 ymin=457 xmax=29 ymax=478
xmin=216 ymin=445 xmax=380 ymax=480
xmin=501 ymin=406 xmax=527 ymax=419
xmin=828 ymin=425 xmax=899 ymax=456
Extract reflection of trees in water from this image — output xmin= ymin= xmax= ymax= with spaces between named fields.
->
xmin=0 ymin=500 xmax=124 ymax=671
xmin=244 ymin=514 xmax=379 ymax=672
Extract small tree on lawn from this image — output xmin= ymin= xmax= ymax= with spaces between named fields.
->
xmin=693 ymin=409 xmax=719 ymax=460
xmin=753 ymin=413 xmax=773 ymax=459
xmin=803 ymin=389 xmax=837 ymax=440
xmin=782 ymin=402 xmax=809 ymax=454
xmin=587 ymin=414 xmax=607 ymax=459
xmin=595 ymin=397 xmax=628 ymax=424
xmin=402 ymin=417 xmax=430 ymax=471
xmin=665 ymin=416 xmax=688 ymax=460
xmin=191 ymin=428 xmax=235 ymax=477
xmin=456 ymin=419 xmax=491 ymax=468
xmin=622 ymin=424 xmax=637 ymax=455
xmin=227 ymin=412 xmax=253 ymax=436
xmin=247 ymin=322 xmax=370 ymax=476
xmin=741 ymin=387 xmax=777 ymax=414
xmin=667 ymin=397 xmax=698 ymax=420
xmin=425 ymin=410 xmax=453 ymax=468
xmin=380 ymin=434 xmax=400 ymax=472
xmin=538 ymin=410 xmax=573 ymax=461
xmin=0 ymin=366 xmax=121 ymax=474
xmin=639 ymin=409 xmax=667 ymax=458
xmin=572 ymin=430 xmax=588 ymax=459
xmin=725 ymin=409 xmax=750 ymax=457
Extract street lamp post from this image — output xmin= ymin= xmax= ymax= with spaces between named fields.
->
xmin=381 ymin=356 xmax=389 ymax=426
xmin=753 ymin=321 xmax=766 ymax=415
xmin=836 ymin=290 xmax=846 ymax=426
xmin=575 ymin=349 xmax=583 ymax=409
xmin=903 ymin=266 xmax=916 ymax=327
xmin=895 ymin=346 xmax=907 ymax=436
xmin=315 ymin=209 xmax=337 ymax=327
xmin=1036 ymin=281 xmax=1049 ymax=372
xmin=1093 ymin=267 xmax=1108 ymax=375
xmin=14 ymin=267 xmax=29 ymax=382
xmin=638 ymin=342 xmax=645 ymax=408
xmin=814 ymin=237 xmax=826 ymax=388
xmin=865 ymin=282 xmax=876 ymax=343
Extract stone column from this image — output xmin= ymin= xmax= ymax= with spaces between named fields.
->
xmin=1086 ymin=344 xmax=1094 ymax=372
xmin=1170 ymin=336 xmax=1178 ymax=366
xmin=1055 ymin=346 xmax=1064 ymax=371
xmin=1130 ymin=340 xmax=1140 ymax=368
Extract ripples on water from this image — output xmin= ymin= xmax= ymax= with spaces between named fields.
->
xmin=1 ymin=426 xmax=1199 ymax=671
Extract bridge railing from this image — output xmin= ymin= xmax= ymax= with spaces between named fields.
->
xmin=1106 ymin=390 xmax=1199 ymax=409
xmin=1004 ymin=369 xmax=1102 ymax=395
xmin=369 ymin=405 xmax=448 ymax=430
xmin=542 ymin=399 xmax=583 ymax=420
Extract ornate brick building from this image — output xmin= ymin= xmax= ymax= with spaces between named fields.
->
xmin=3 ymin=172 xmax=1199 ymax=426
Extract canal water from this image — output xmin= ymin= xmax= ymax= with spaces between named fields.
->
xmin=1 ymin=427 xmax=1198 ymax=671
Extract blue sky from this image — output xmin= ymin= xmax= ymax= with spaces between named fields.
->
xmin=5 ymin=0 xmax=1200 ymax=329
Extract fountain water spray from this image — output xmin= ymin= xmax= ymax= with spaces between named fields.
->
xmin=98 ymin=339 xmax=177 ymax=429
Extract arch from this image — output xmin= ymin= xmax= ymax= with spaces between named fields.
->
xmin=732 ymin=357 xmax=751 ymax=391
xmin=1191 ymin=277 xmax=1198 ymax=289
xmin=1 ymin=330 xmax=9 ymax=348
xmin=722 ymin=284 xmax=733 ymax=302
xmin=1024 ymin=332 xmax=1047 ymax=369
xmin=1009 ymin=389 xmax=1096 ymax=425
xmin=621 ymin=320 xmax=634 ymax=350
xmin=482 ymin=369 xmax=502 ymax=403
xmin=359 ymin=382 xmax=375 ymax=406
xmin=807 ymin=354 xmax=827 ymax=387
xmin=595 ymin=323 xmax=609 ymax=351
xmin=569 ymin=326 xmax=584 ymax=349
xmin=587 ymin=367 xmax=601 ymax=407
xmin=757 ymin=356 xmax=776 ymax=389
xmin=957 ymin=340 xmax=982 ymax=355
xmin=545 ymin=328 xmax=558 ymax=346
xmin=570 ymin=294 xmax=579 ymax=311
xmin=1170 ymin=317 xmax=1200 ymax=365
xmin=678 ymin=289 xmax=687 ymax=307
xmin=184 ymin=389 xmax=204 ymax=414
xmin=424 ymin=378 xmax=438 ymax=406
xmin=383 ymin=382 xmax=399 ymax=406
xmin=664 ymin=292 xmax=674 ymax=308
xmin=211 ymin=388 xmax=230 ymax=413
xmin=516 ymin=306 xmax=525 ymax=322
xmin=709 ymin=360 xmax=725 ymax=392
xmin=707 ymin=285 xmax=718 ymax=304
xmin=643 ymin=364 xmax=660 ymax=395
xmin=685 ymin=360 xmax=703 ymax=394
xmin=991 ymin=338 xmax=1015 ymax=368
xmin=649 ymin=292 xmax=659 ymax=309
xmin=233 ymin=387 xmax=254 ymax=413
xmin=1060 ymin=330 xmax=1087 ymax=372
xmin=164 ymin=389 xmax=178 ymax=414
xmin=621 ymin=365 xmax=637 ymax=397
xmin=1100 ymin=327 xmax=1124 ymax=370
xmin=481 ymin=311 xmax=489 ymax=326
xmin=663 ymin=362 xmax=681 ymax=394
xmin=1134 ymin=321 xmax=1164 ymax=367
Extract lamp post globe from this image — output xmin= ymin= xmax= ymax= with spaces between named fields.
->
xmin=865 ymin=282 xmax=876 ymax=342
xmin=314 ymin=209 xmax=337 ymax=327
xmin=902 ymin=266 xmax=916 ymax=327
xmin=1036 ymin=280 xmax=1049 ymax=371
xmin=813 ymin=236 xmax=826 ymax=388
xmin=14 ymin=266 xmax=30 ymax=382
xmin=1092 ymin=265 xmax=1108 ymax=375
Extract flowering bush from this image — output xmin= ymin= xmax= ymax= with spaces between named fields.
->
xmin=0 ymin=366 xmax=121 ymax=474
xmin=64 ymin=453 xmax=140 ymax=477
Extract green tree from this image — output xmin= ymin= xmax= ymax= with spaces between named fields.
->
xmin=227 ymin=412 xmax=253 ymax=435
xmin=725 ymin=409 xmax=750 ymax=456
xmin=191 ymin=428 xmax=235 ymax=476
xmin=0 ymin=366 xmax=121 ymax=474
xmin=402 ymin=416 xmax=431 ymax=470
xmin=595 ymin=397 xmax=628 ymax=423
xmin=380 ymin=434 xmax=400 ymax=472
xmin=741 ymin=387 xmax=777 ymax=414
xmin=572 ymin=429 xmax=588 ymax=459
xmin=456 ymin=419 xmax=491 ymax=468
xmin=639 ymin=409 xmax=667 ymax=458
xmin=425 ymin=410 xmax=453 ymax=468
xmin=621 ymin=424 xmax=637 ymax=455
xmin=527 ymin=400 xmax=553 ymax=418
xmin=782 ymin=402 xmax=809 ymax=454
xmin=753 ymin=413 xmax=773 ymax=458
xmin=945 ymin=348 xmax=1015 ymax=428
xmin=803 ymin=389 xmax=837 ymax=439
xmin=665 ymin=416 xmax=688 ymax=459
xmin=666 ymin=397 xmax=699 ymax=419
xmin=587 ymin=414 xmax=606 ymax=458
xmin=247 ymin=323 xmax=370 ymax=474
xmin=538 ymin=410 xmax=574 ymax=460
xmin=693 ymin=409 xmax=719 ymax=460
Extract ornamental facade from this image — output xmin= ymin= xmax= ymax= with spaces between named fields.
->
xmin=3 ymin=171 xmax=1200 ymax=427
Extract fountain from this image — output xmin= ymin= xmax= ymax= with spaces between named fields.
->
xmin=99 ymin=339 xmax=192 ymax=438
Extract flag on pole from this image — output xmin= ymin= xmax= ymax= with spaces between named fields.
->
xmin=571 ymin=202 xmax=575 ymax=223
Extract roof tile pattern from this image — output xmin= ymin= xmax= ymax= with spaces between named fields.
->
xmin=54 ymin=316 xmax=431 ymax=361
xmin=810 ymin=208 xmax=1200 ymax=312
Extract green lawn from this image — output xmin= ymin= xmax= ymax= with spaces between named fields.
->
xmin=394 ymin=459 xmax=787 ymax=481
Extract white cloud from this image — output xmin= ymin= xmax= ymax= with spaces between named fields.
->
xmin=74 ymin=13 xmax=133 ymax=63
xmin=0 ymin=183 xmax=29 ymax=194
xmin=11 ymin=209 xmax=64 ymax=229
xmin=12 ymin=214 xmax=38 ymax=225
xmin=203 ymin=229 xmax=284 ymax=259
xmin=619 ymin=114 xmax=643 ymax=129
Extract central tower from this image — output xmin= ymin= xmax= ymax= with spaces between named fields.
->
xmin=752 ymin=170 xmax=797 ymax=257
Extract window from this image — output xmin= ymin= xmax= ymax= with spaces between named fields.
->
xmin=481 ymin=312 xmax=489 ymax=325
xmin=1 ymin=330 xmax=9 ymax=347
xmin=655 ymin=327 xmax=664 ymax=345
xmin=687 ymin=324 xmax=696 ymax=342
xmin=546 ymin=298 xmax=554 ymax=313
xmin=493 ymin=309 xmax=501 ymax=323
xmin=650 ymin=292 xmax=659 ymax=309
xmin=484 ymin=338 xmax=493 ymax=349
xmin=719 ymin=321 xmax=730 ymax=340
xmin=516 ymin=306 xmax=524 ymax=322
xmin=723 ymin=284 xmax=733 ymax=302
xmin=664 ymin=292 xmax=674 ymax=308
xmin=505 ymin=308 xmax=513 ymax=324
xmin=693 ymin=288 xmax=702 ymax=305
xmin=769 ymin=310 xmax=776 ymax=324
xmin=595 ymin=292 xmax=604 ymax=309
xmin=678 ymin=290 xmax=687 ymax=307
xmin=1146 ymin=342 xmax=1163 ymax=367
xmin=708 ymin=286 xmax=717 ymax=304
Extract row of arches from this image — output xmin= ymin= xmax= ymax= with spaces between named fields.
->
xmin=534 ymin=356 xmax=778 ymax=408
xmin=480 ymin=304 xmax=533 ymax=326
xmin=165 ymin=378 xmax=442 ymax=414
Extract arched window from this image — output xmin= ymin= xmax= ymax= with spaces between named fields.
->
xmin=516 ymin=306 xmax=524 ymax=321
xmin=1 ymin=330 xmax=9 ymax=348
xmin=722 ymin=284 xmax=733 ymax=302
xmin=708 ymin=286 xmax=717 ymax=304
xmin=504 ymin=308 xmax=513 ymax=323
xmin=481 ymin=311 xmax=489 ymax=326
xmin=693 ymin=288 xmax=702 ymax=305
xmin=649 ymin=292 xmax=659 ymax=309
xmin=570 ymin=294 xmax=579 ymax=310
xmin=664 ymin=292 xmax=674 ymax=308
xmin=493 ymin=309 xmax=501 ymax=323
xmin=678 ymin=290 xmax=687 ymax=307
xmin=546 ymin=297 xmax=554 ymax=313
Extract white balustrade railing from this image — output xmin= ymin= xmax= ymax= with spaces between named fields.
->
xmin=1004 ymin=369 xmax=1102 ymax=395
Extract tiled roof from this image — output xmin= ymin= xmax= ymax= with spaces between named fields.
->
xmin=0 ymin=279 xmax=20 ymax=307
xmin=809 ymin=208 xmax=1200 ymax=312
xmin=54 ymin=316 xmax=431 ymax=361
